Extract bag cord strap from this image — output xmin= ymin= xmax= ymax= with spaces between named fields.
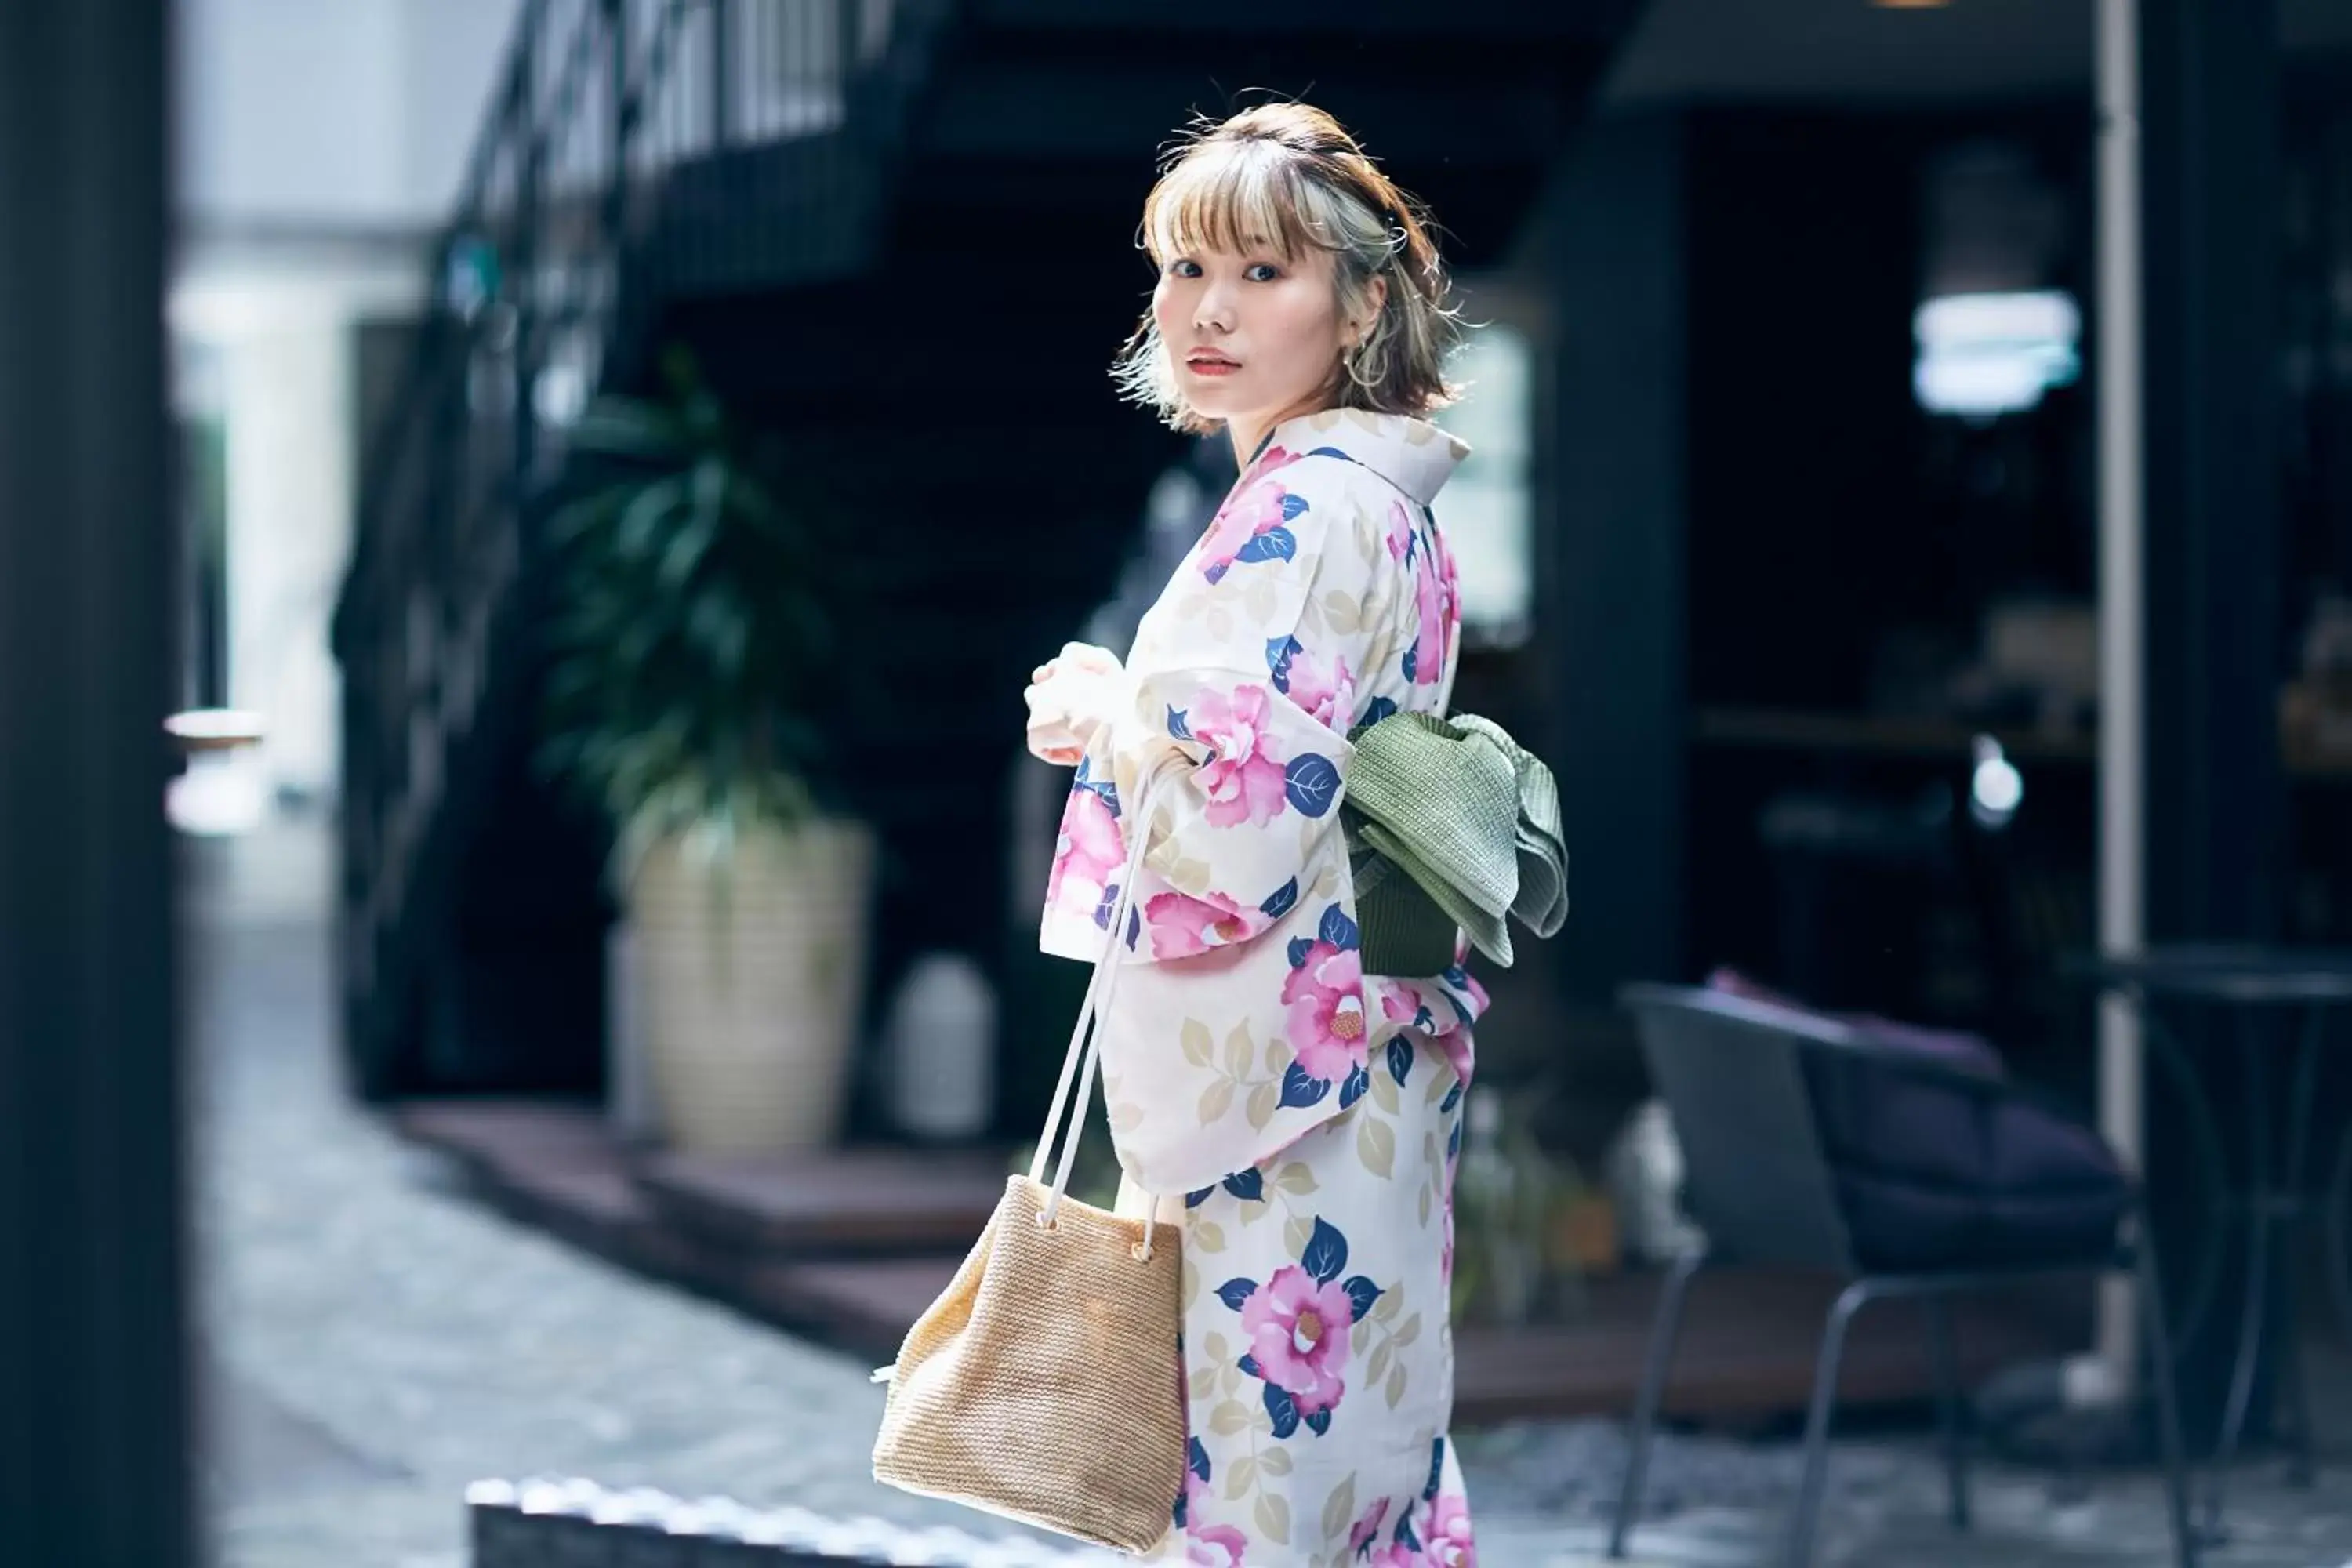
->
xmin=1028 ymin=753 xmax=1178 ymax=1257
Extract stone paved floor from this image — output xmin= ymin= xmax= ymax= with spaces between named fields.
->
xmin=196 ymin=820 xmax=2352 ymax=1567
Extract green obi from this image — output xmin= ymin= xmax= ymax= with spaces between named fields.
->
xmin=1341 ymin=710 xmax=1569 ymax=978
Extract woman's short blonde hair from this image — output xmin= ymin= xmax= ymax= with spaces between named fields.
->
xmin=1112 ymin=102 xmax=1464 ymax=434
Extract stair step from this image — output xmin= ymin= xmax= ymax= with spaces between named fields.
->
xmin=395 ymin=1098 xmax=2083 ymax=1425
xmin=637 ymin=1144 xmax=1013 ymax=1256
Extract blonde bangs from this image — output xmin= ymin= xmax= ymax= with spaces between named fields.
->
xmin=1141 ymin=140 xmax=1336 ymax=265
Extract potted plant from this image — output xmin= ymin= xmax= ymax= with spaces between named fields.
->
xmin=539 ymin=346 xmax=875 ymax=1153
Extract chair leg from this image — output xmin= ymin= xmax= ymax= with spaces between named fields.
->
xmin=1927 ymin=1295 xmax=1970 ymax=1530
xmin=1609 ymin=1249 xmax=1706 ymax=1560
xmin=2136 ymin=1234 xmax=2201 ymax=1568
xmin=1785 ymin=1281 xmax=1872 ymax=1568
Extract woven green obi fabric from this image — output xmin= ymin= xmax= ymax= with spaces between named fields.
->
xmin=1341 ymin=710 xmax=1568 ymax=978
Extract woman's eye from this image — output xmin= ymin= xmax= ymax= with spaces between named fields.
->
xmin=1167 ymin=259 xmax=1202 ymax=278
xmin=1246 ymin=263 xmax=1283 ymax=282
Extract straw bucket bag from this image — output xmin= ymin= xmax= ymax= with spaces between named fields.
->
xmin=871 ymin=761 xmax=1186 ymax=1554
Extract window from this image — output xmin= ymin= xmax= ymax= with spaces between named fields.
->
xmin=1436 ymin=323 xmax=1534 ymax=647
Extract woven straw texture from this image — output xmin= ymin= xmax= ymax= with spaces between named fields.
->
xmin=872 ymin=1173 xmax=1186 ymax=1554
xmin=1344 ymin=708 xmax=1568 ymax=975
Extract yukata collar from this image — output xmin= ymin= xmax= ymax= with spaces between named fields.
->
xmin=1247 ymin=406 xmax=1470 ymax=506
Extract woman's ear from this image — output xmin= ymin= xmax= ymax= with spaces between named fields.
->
xmin=1356 ymin=274 xmax=1389 ymax=341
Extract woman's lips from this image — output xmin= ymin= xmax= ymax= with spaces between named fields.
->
xmin=1185 ymin=352 xmax=1240 ymax=376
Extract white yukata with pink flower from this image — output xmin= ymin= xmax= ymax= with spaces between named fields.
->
xmin=1040 ymin=408 xmax=1486 ymax=1568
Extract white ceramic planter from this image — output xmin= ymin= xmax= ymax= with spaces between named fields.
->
xmin=627 ymin=817 xmax=877 ymax=1153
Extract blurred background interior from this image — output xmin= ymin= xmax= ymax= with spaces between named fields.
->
xmin=13 ymin=0 xmax=2352 ymax=1563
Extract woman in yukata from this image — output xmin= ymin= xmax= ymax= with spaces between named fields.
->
xmin=1021 ymin=103 xmax=1484 ymax=1568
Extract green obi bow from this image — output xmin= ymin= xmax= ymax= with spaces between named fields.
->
xmin=1341 ymin=710 xmax=1569 ymax=977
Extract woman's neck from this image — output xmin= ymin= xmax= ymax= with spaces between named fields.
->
xmin=1226 ymin=392 xmax=1340 ymax=473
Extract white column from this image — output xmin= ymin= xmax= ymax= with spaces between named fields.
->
xmin=220 ymin=314 xmax=356 ymax=807
xmin=2095 ymin=0 xmax=2145 ymax=1384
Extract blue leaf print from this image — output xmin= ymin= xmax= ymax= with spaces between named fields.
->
xmin=1440 ymin=964 xmax=1469 ymax=988
xmin=1361 ymin=695 xmax=1398 ymax=728
xmin=1448 ymin=1119 xmax=1463 ymax=1160
xmin=1338 ymin=1062 xmax=1370 ymax=1110
xmin=1092 ymin=884 xmax=1119 ymax=931
xmin=1280 ymin=492 xmax=1312 ymax=522
xmin=1215 ymin=1278 xmax=1259 ymax=1311
xmin=1306 ymin=445 xmax=1353 ymax=462
xmin=1261 ymin=878 xmax=1299 ymax=921
xmin=1425 ymin=1438 xmax=1446 ymax=1500
xmin=1440 ymin=1079 xmax=1464 ymax=1115
xmin=1234 ymin=526 xmax=1297 ymax=565
xmin=1319 ymin=904 xmax=1361 ymax=952
xmin=1126 ymin=905 xmax=1142 ymax=950
xmin=1265 ymin=634 xmax=1303 ymax=693
xmin=1203 ymin=560 xmax=1229 ymax=586
xmin=1416 ymin=1004 xmax=1436 ymax=1031
xmin=1279 ymin=1062 xmax=1332 ymax=1109
xmin=1287 ymin=936 xmax=1317 ymax=970
xmin=1301 ymin=1217 xmax=1349 ymax=1285
xmin=1264 ymin=1382 xmax=1301 ymax=1440
xmin=1238 ymin=1352 xmax=1262 ymax=1379
xmin=1343 ymin=1276 xmax=1384 ymax=1322
xmin=1304 ymin=1408 xmax=1333 ymax=1437
xmin=1402 ymin=644 xmax=1419 ymax=682
xmin=1397 ymin=1516 xmax=1422 ymax=1552
xmin=1443 ymin=988 xmax=1474 ymax=1026
xmin=1172 ymin=1491 xmax=1186 ymax=1528
xmin=1167 ymin=705 xmax=1194 ymax=742
xmin=1221 ymin=1167 xmax=1265 ymax=1202
xmin=1387 ymin=1036 xmax=1414 ymax=1086
xmin=1190 ymin=1437 xmax=1211 ymax=1483
xmin=1185 ymin=1185 xmax=1216 ymax=1209
xmin=1284 ymin=753 xmax=1341 ymax=818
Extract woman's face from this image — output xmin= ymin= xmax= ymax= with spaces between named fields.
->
xmin=1154 ymin=241 xmax=1352 ymax=433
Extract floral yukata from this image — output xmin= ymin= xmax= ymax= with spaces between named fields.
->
xmin=1040 ymin=408 xmax=1487 ymax=1568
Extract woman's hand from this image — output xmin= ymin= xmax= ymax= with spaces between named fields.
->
xmin=1025 ymin=641 xmax=1125 ymax=768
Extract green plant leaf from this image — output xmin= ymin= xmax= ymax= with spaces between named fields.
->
xmin=615 ymin=473 xmax=689 ymax=561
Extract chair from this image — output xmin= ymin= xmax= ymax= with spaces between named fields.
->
xmin=1606 ymin=983 xmax=2198 ymax=1568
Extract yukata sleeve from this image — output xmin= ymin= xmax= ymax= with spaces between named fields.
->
xmin=1088 ymin=456 xmax=1395 ymax=1196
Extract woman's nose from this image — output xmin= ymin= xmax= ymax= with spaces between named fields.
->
xmin=1193 ymin=281 xmax=1236 ymax=333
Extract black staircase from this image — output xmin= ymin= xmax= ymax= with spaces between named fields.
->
xmin=334 ymin=0 xmax=953 ymax=1098
xmin=336 ymin=0 xmax=1639 ymax=1109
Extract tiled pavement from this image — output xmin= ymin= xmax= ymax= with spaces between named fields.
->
xmin=194 ymin=821 xmax=2352 ymax=1567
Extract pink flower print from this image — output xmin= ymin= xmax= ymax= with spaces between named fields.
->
xmin=1437 ymin=527 xmax=1464 ymax=627
xmin=1185 ymin=1522 xmax=1248 ymax=1568
xmin=1381 ymin=978 xmax=1444 ymax=1033
xmin=1287 ymin=649 xmax=1356 ymax=733
xmin=1281 ymin=941 xmax=1367 ymax=1082
xmin=1348 ymin=1499 xmax=1392 ymax=1558
xmin=1385 ymin=497 xmax=1417 ymax=564
xmin=1427 ymin=1491 xmax=1477 ymax=1568
xmin=1188 ymin=684 xmax=1290 ymax=827
xmin=1046 ymin=786 xmax=1125 ymax=928
xmin=1367 ymin=1546 xmax=1417 ymax=1568
xmin=1144 ymin=887 xmax=1261 ymax=960
xmin=1240 ymin=1264 xmax=1352 ymax=1418
xmin=1460 ymin=965 xmax=1490 ymax=1013
xmin=1406 ymin=545 xmax=1448 ymax=686
xmin=1178 ymin=1465 xmax=1249 ymax=1568
xmin=1198 ymin=462 xmax=1306 ymax=583
xmin=1243 ymin=441 xmax=1308 ymax=486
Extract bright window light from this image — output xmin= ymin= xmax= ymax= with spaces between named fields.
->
xmin=1435 ymin=324 xmax=1534 ymax=646
xmin=1913 ymin=290 xmax=2082 ymax=417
